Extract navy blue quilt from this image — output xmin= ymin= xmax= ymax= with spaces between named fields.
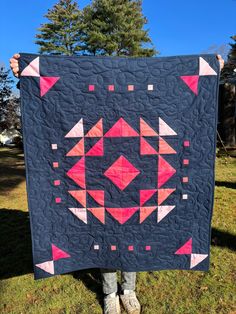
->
xmin=19 ymin=53 xmax=220 ymax=279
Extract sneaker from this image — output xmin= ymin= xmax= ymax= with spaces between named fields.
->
xmin=120 ymin=291 xmax=141 ymax=314
xmin=104 ymin=293 xmax=121 ymax=314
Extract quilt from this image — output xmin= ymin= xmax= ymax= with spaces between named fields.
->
xmin=19 ymin=53 xmax=220 ymax=279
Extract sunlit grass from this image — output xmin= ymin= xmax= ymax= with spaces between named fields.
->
xmin=0 ymin=148 xmax=235 ymax=314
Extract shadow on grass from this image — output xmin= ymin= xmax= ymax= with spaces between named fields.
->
xmin=0 ymin=147 xmax=26 ymax=193
xmin=72 ymin=270 xmax=103 ymax=307
xmin=1 ymin=208 xmax=236 ymax=283
xmin=215 ymin=180 xmax=236 ymax=189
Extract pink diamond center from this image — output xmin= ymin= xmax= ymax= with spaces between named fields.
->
xmin=104 ymin=155 xmax=140 ymax=190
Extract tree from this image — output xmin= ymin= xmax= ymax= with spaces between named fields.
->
xmin=221 ymin=35 xmax=236 ymax=83
xmin=0 ymin=66 xmax=13 ymax=105
xmin=35 ymin=0 xmax=83 ymax=55
xmin=0 ymin=66 xmax=20 ymax=131
xmin=81 ymin=0 xmax=157 ymax=56
xmin=219 ymin=35 xmax=236 ymax=148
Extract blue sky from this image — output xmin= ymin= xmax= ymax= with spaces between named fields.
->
xmin=0 ymin=0 xmax=235 ymax=75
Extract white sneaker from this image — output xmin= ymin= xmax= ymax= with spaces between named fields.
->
xmin=104 ymin=293 xmax=121 ymax=314
xmin=120 ymin=291 xmax=141 ymax=314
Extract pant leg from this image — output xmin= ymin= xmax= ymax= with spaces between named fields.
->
xmin=121 ymin=272 xmax=136 ymax=291
xmin=100 ymin=268 xmax=118 ymax=294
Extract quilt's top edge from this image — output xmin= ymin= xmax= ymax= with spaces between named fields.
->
xmin=19 ymin=52 xmax=218 ymax=60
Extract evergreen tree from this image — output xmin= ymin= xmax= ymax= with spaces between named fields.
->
xmin=0 ymin=67 xmax=20 ymax=131
xmin=35 ymin=0 xmax=83 ymax=55
xmin=0 ymin=66 xmax=13 ymax=105
xmin=81 ymin=0 xmax=157 ymax=56
xmin=221 ymin=35 xmax=236 ymax=83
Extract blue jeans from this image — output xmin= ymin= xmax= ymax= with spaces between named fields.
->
xmin=100 ymin=269 xmax=136 ymax=294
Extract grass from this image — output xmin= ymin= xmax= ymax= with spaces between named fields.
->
xmin=0 ymin=147 xmax=236 ymax=314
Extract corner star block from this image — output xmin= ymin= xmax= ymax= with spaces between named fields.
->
xmin=190 ymin=253 xmax=208 ymax=269
xmin=175 ymin=238 xmax=192 ymax=255
xmin=21 ymin=57 xmax=40 ymax=77
xmin=52 ymin=244 xmax=70 ymax=261
xmin=40 ymin=76 xmax=60 ymax=97
xmin=199 ymin=57 xmax=217 ymax=76
xmin=35 ymin=260 xmax=54 ymax=275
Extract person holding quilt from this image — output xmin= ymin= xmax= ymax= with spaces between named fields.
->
xmin=10 ymin=53 xmax=224 ymax=314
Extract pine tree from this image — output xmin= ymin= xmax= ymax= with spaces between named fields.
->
xmin=0 ymin=66 xmax=13 ymax=105
xmin=0 ymin=67 xmax=20 ymax=131
xmin=81 ymin=0 xmax=157 ymax=56
xmin=35 ymin=0 xmax=83 ymax=55
xmin=219 ymin=35 xmax=236 ymax=147
xmin=221 ymin=35 xmax=236 ymax=83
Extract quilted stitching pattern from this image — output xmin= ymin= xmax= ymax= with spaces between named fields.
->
xmin=19 ymin=53 xmax=220 ymax=279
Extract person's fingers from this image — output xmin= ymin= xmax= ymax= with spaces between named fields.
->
xmin=10 ymin=58 xmax=18 ymax=66
xmin=13 ymin=53 xmax=20 ymax=59
xmin=13 ymin=66 xmax=19 ymax=72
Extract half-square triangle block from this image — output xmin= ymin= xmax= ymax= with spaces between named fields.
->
xmin=140 ymin=118 xmax=158 ymax=136
xmin=21 ymin=57 xmax=40 ymax=77
xmin=104 ymin=118 xmax=139 ymax=137
xmin=140 ymin=189 xmax=157 ymax=206
xmin=106 ymin=207 xmax=139 ymax=224
xmin=158 ymin=156 xmax=176 ymax=188
xmin=85 ymin=118 xmax=103 ymax=137
xmin=159 ymin=118 xmax=177 ymax=136
xmin=140 ymin=206 xmax=157 ymax=223
xmin=66 ymin=157 xmax=85 ymax=188
xmin=158 ymin=188 xmax=176 ymax=205
xmin=65 ymin=118 xmax=84 ymax=138
xmin=158 ymin=137 xmax=176 ymax=154
xmin=52 ymin=244 xmax=70 ymax=261
xmin=140 ymin=137 xmax=157 ymax=155
xmin=175 ymin=238 xmax=192 ymax=255
xmin=40 ymin=76 xmax=60 ymax=97
xmin=180 ymin=75 xmax=199 ymax=95
xmin=104 ymin=155 xmax=140 ymax=190
xmin=86 ymin=138 xmax=103 ymax=156
xmin=157 ymin=205 xmax=175 ymax=222
xmin=68 ymin=190 xmax=86 ymax=207
xmin=69 ymin=208 xmax=87 ymax=224
xmin=87 ymin=207 xmax=105 ymax=224
xmin=199 ymin=57 xmax=217 ymax=76
xmin=87 ymin=190 xmax=104 ymax=206
xmin=66 ymin=138 xmax=84 ymax=156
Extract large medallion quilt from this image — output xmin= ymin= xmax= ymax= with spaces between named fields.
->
xmin=19 ymin=53 xmax=220 ymax=279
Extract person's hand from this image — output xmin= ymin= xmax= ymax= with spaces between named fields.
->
xmin=216 ymin=54 xmax=224 ymax=71
xmin=9 ymin=53 xmax=20 ymax=78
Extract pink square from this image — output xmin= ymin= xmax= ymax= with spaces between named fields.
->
xmin=55 ymin=197 xmax=61 ymax=203
xmin=184 ymin=140 xmax=190 ymax=147
xmin=111 ymin=245 xmax=116 ymax=251
xmin=145 ymin=245 xmax=151 ymax=251
xmin=183 ymin=159 xmax=189 ymax=165
xmin=53 ymin=162 xmax=59 ymax=168
xmin=108 ymin=85 xmax=114 ymax=91
xmin=89 ymin=84 xmax=95 ymax=91
xmin=128 ymin=245 xmax=134 ymax=251
xmin=94 ymin=245 xmax=99 ymax=250
xmin=182 ymin=177 xmax=189 ymax=183
xmin=51 ymin=144 xmax=57 ymax=150
xmin=128 ymin=85 xmax=134 ymax=91
xmin=54 ymin=180 xmax=61 ymax=186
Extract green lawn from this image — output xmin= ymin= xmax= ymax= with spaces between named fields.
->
xmin=0 ymin=147 xmax=236 ymax=314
